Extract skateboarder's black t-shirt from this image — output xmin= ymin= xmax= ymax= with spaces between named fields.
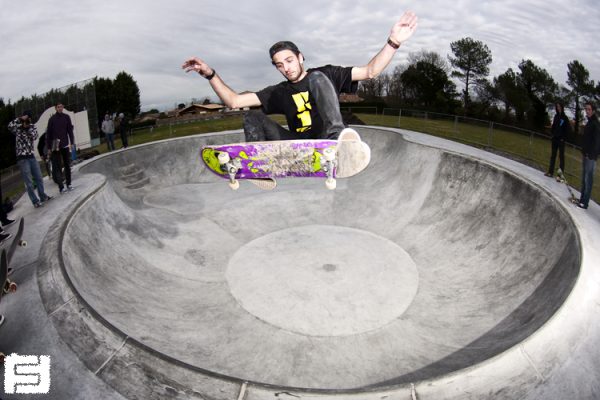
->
xmin=256 ymin=65 xmax=357 ymax=139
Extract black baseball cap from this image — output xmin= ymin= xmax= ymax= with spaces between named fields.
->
xmin=269 ymin=41 xmax=301 ymax=59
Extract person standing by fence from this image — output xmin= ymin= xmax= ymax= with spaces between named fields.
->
xmin=46 ymin=103 xmax=75 ymax=193
xmin=546 ymin=102 xmax=571 ymax=178
xmin=116 ymin=113 xmax=129 ymax=148
xmin=101 ymin=113 xmax=115 ymax=151
xmin=575 ymin=102 xmax=600 ymax=209
xmin=8 ymin=111 xmax=51 ymax=207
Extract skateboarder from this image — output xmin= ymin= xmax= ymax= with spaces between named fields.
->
xmin=182 ymin=10 xmax=418 ymax=141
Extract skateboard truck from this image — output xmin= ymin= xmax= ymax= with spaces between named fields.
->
xmin=322 ymin=147 xmax=337 ymax=190
xmin=218 ymin=151 xmax=242 ymax=190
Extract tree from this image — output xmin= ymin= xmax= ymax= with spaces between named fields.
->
xmin=358 ymin=73 xmax=390 ymax=100
xmin=93 ymin=76 xmax=115 ymax=119
xmin=448 ymin=37 xmax=492 ymax=112
xmin=517 ymin=59 xmax=558 ymax=129
xmin=566 ymin=60 xmax=595 ymax=134
xmin=400 ymin=60 xmax=458 ymax=112
xmin=408 ymin=50 xmax=450 ymax=74
xmin=113 ymin=71 xmax=141 ymax=117
xmin=386 ymin=64 xmax=407 ymax=105
xmin=492 ymin=68 xmax=528 ymax=122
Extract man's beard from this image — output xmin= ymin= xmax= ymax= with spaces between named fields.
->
xmin=287 ymin=64 xmax=305 ymax=82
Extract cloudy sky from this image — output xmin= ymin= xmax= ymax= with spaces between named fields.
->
xmin=1 ymin=0 xmax=599 ymax=111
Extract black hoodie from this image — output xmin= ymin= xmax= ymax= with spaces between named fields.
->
xmin=582 ymin=113 xmax=600 ymax=160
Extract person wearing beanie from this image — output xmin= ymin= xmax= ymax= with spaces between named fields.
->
xmin=182 ymin=10 xmax=418 ymax=141
xmin=8 ymin=111 xmax=51 ymax=208
xmin=116 ymin=112 xmax=130 ymax=148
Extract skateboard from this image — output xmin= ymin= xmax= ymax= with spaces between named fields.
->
xmin=3 ymin=217 xmax=26 ymax=294
xmin=201 ymin=128 xmax=371 ymax=190
xmin=1 ymin=250 xmax=7 ymax=363
xmin=556 ymin=169 xmax=579 ymax=204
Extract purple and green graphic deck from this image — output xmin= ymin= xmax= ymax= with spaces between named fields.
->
xmin=201 ymin=140 xmax=337 ymax=179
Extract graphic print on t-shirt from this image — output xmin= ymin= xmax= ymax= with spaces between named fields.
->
xmin=291 ymin=91 xmax=312 ymax=133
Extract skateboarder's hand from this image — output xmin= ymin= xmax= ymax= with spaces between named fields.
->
xmin=389 ymin=11 xmax=418 ymax=45
xmin=182 ymin=57 xmax=214 ymax=78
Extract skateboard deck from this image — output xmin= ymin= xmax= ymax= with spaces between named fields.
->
xmin=2 ymin=217 xmax=24 ymax=294
xmin=7 ymin=217 xmax=26 ymax=265
xmin=0 ymin=250 xmax=6 ymax=361
xmin=556 ymin=169 xmax=578 ymax=204
xmin=0 ymin=250 xmax=7 ymax=301
xmin=201 ymin=128 xmax=370 ymax=190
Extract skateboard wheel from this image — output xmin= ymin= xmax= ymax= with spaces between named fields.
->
xmin=323 ymin=147 xmax=336 ymax=161
xmin=218 ymin=152 xmax=230 ymax=164
xmin=325 ymin=178 xmax=337 ymax=190
xmin=8 ymin=282 xmax=17 ymax=293
xmin=229 ymin=180 xmax=240 ymax=190
xmin=19 ymin=240 xmax=27 ymax=247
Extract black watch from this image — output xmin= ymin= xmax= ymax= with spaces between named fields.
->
xmin=205 ymin=69 xmax=216 ymax=81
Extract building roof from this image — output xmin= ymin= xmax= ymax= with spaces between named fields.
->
xmin=178 ymin=104 xmax=225 ymax=114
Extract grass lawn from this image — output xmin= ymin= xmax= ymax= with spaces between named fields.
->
xmin=2 ymin=113 xmax=597 ymax=203
xmin=356 ymin=113 xmax=598 ymax=202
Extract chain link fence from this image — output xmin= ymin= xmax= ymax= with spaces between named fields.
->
xmin=343 ymin=107 xmax=598 ymax=203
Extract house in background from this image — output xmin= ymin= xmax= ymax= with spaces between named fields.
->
xmin=177 ymin=104 xmax=226 ymax=116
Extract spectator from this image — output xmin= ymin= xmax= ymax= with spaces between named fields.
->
xmin=117 ymin=113 xmax=130 ymax=148
xmin=575 ymin=102 xmax=600 ymax=209
xmin=8 ymin=111 xmax=51 ymax=208
xmin=101 ymin=113 xmax=115 ymax=151
xmin=545 ymin=102 xmax=571 ymax=178
xmin=46 ymin=103 xmax=75 ymax=193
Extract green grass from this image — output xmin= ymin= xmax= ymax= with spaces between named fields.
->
xmin=2 ymin=113 xmax=597 ymax=203
xmin=356 ymin=113 xmax=598 ymax=202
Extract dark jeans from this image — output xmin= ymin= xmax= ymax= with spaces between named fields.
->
xmin=120 ymin=130 xmax=129 ymax=148
xmin=51 ymin=147 xmax=72 ymax=189
xmin=106 ymin=133 xmax=115 ymax=151
xmin=17 ymin=157 xmax=47 ymax=205
xmin=548 ymin=139 xmax=565 ymax=174
xmin=243 ymin=71 xmax=345 ymax=141
xmin=580 ymin=156 xmax=596 ymax=207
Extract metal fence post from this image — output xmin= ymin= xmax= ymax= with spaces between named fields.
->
xmin=454 ymin=116 xmax=458 ymax=136
xmin=528 ymin=132 xmax=533 ymax=160
xmin=488 ymin=122 xmax=493 ymax=147
xmin=398 ymin=109 xmax=402 ymax=127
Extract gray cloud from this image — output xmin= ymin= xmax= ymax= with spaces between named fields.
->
xmin=1 ymin=0 xmax=599 ymax=111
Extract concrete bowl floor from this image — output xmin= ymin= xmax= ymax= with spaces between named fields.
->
xmin=39 ymin=126 xmax=580 ymax=392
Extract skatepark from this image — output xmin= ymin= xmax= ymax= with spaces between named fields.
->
xmin=2 ymin=126 xmax=600 ymax=399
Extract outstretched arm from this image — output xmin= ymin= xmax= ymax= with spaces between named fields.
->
xmin=182 ymin=57 xmax=261 ymax=109
xmin=351 ymin=11 xmax=418 ymax=81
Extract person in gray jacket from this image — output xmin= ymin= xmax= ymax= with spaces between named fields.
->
xmin=101 ymin=113 xmax=115 ymax=151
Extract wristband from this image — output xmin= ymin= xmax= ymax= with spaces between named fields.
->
xmin=387 ymin=38 xmax=400 ymax=50
xmin=205 ymin=69 xmax=216 ymax=80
